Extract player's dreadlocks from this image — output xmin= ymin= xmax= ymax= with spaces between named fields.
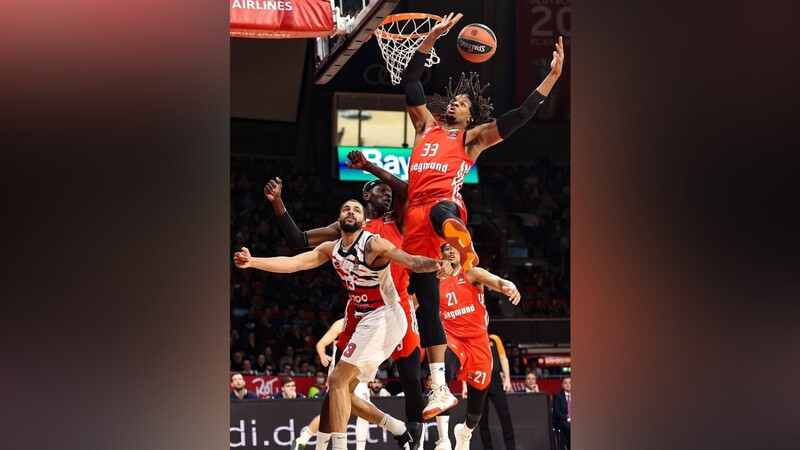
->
xmin=429 ymin=72 xmax=494 ymax=128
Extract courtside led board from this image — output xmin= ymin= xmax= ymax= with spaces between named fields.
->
xmin=337 ymin=146 xmax=479 ymax=184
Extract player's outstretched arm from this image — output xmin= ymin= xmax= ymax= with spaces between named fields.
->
xmin=233 ymin=242 xmax=334 ymax=273
xmin=346 ymin=150 xmax=410 ymax=222
xmin=464 ymin=267 xmax=521 ymax=305
xmin=346 ymin=150 xmax=409 ymax=199
xmin=400 ymin=12 xmax=463 ymax=134
xmin=264 ymin=177 xmax=340 ymax=248
xmin=366 ymin=237 xmax=454 ymax=276
xmin=316 ymin=318 xmax=344 ymax=367
xmin=465 ymin=36 xmax=565 ymax=160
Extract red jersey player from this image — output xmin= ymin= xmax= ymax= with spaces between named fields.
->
xmin=394 ymin=12 xmax=564 ymax=419
xmin=435 ymin=243 xmax=520 ymax=450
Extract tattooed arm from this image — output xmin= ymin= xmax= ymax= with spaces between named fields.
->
xmin=365 ymin=237 xmax=453 ymax=275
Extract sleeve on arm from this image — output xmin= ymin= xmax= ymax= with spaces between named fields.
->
xmin=489 ymin=334 xmax=506 ymax=357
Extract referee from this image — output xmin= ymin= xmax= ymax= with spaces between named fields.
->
xmin=478 ymin=334 xmax=516 ymax=450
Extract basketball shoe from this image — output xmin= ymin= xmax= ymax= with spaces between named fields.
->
xmin=423 ymin=383 xmax=459 ymax=420
xmin=442 ymin=218 xmax=479 ymax=270
xmin=453 ymin=423 xmax=472 ymax=450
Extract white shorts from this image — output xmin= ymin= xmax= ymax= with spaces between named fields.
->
xmin=340 ymin=302 xmax=407 ymax=382
xmin=353 ymin=381 xmax=370 ymax=401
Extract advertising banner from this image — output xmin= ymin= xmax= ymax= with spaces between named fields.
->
xmin=230 ymin=0 xmax=334 ymax=39
xmin=231 ymin=395 xmax=554 ymax=449
xmin=337 ymin=146 xmax=479 ymax=184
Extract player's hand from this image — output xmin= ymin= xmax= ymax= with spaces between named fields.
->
xmin=436 ymin=260 xmax=457 ymax=279
xmin=550 ymin=36 xmax=564 ymax=77
xmin=431 ymin=12 xmax=463 ymax=38
xmin=233 ymin=247 xmax=252 ymax=269
xmin=503 ymin=379 xmax=512 ymax=392
xmin=319 ymin=354 xmax=332 ymax=368
xmin=264 ymin=177 xmax=283 ymax=203
xmin=501 ymin=282 xmax=521 ymax=305
xmin=345 ymin=150 xmax=368 ymax=170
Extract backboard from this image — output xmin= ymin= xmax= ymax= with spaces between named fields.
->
xmin=313 ymin=0 xmax=399 ymax=84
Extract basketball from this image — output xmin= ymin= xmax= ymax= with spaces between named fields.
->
xmin=457 ymin=23 xmax=497 ymax=63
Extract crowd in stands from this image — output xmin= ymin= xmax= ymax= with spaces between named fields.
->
xmin=230 ymin=155 xmax=570 ymax=377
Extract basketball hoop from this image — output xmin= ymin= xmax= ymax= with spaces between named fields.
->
xmin=373 ymin=13 xmax=446 ymax=85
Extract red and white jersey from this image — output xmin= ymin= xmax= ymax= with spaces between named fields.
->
xmin=439 ymin=268 xmax=490 ymax=339
xmin=331 ymin=229 xmax=402 ymax=320
xmin=364 ymin=212 xmax=410 ymax=300
xmin=407 ymin=125 xmax=473 ymax=209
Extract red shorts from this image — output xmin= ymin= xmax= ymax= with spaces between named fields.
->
xmin=391 ymin=296 xmax=421 ymax=360
xmin=447 ymin=334 xmax=493 ymax=390
xmin=403 ymin=199 xmax=468 ymax=259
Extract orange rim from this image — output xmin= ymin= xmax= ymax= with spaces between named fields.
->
xmin=374 ymin=13 xmax=443 ymax=40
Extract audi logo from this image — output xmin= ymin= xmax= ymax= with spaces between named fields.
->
xmin=362 ymin=63 xmax=432 ymax=86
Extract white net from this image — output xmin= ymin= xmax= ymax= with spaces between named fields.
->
xmin=374 ymin=14 xmax=445 ymax=85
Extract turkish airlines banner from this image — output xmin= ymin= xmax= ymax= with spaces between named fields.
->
xmin=515 ymin=0 xmax=571 ymax=121
xmin=230 ymin=0 xmax=334 ymax=39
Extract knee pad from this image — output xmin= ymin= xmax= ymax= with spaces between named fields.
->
xmin=429 ymin=201 xmax=460 ymax=237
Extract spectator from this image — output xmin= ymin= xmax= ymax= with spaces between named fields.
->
xmin=519 ymin=372 xmax=540 ymax=393
xmin=368 ymin=377 xmax=391 ymax=397
xmin=298 ymin=360 xmax=315 ymax=377
xmin=272 ymin=377 xmax=306 ymax=399
xmin=243 ymin=332 xmax=259 ymax=358
xmin=278 ymin=346 xmax=295 ymax=370
xmin=553 ymin=377 xmax=571 ymax=449
xmin=279 ymin=363 xmax=294 ymax=375
xmin=241 ymin=359 xmax=255 ymax=375
xmin=230 ymin=373 xmax=258 ymax=400
xmin=254 ymin=353 xmax=270 ymax=374
xmin=230 ymin=350 xmax=245 ymax=372
xmin=308 ymin=371 xmax=328 ymax=398
xmin=509 ymin=356 xmax=524 ymax=377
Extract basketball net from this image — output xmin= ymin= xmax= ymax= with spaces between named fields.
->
xmin=374 ymin=13 xmax=445 ymax=85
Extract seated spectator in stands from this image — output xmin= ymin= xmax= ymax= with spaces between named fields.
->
xmin=552 ymin=377 xmax=571 ymax=448
xmin=284 ymin=323 xmax=304 ymax=350
xmin=230 ymin=329 xmax=246 ymax=355
xmin=243 ymin=332 xmax=259 ymax=355
xmin=526 ymin=360 xmax=544 ymax=379
xmin=272 ymin=377 xmax=306 ymax=399
xmin=369 ymin=377 xmax=391 ymax=397
xmin=230 ymin=373 xmax=258 ymax=400
xmin=279 ymin=363 xmax=294 ymax=375
xmin=254 ymin=353 xmax=270 ymax=374
xmin=230 ymin=350 xmax=245 ymax=372
xmin=509 ymin=356 xmax=525 ymax=377
xmin=302 ymin=324 xmax=318 ymax=351
xmin=298 ymin=360 xmax=315 ymax=377
xmin=262 ymin=346 xmax=276 ymax=367
xmin=241 ymin=358 xmax=256 ymax=375
xmin=308 ymin=371 xmax=328 ymax=398
xmin=278 ymin=346 xmax=295 ymax=370
xmin=518 ymin=372 xmax=540 ymax=393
